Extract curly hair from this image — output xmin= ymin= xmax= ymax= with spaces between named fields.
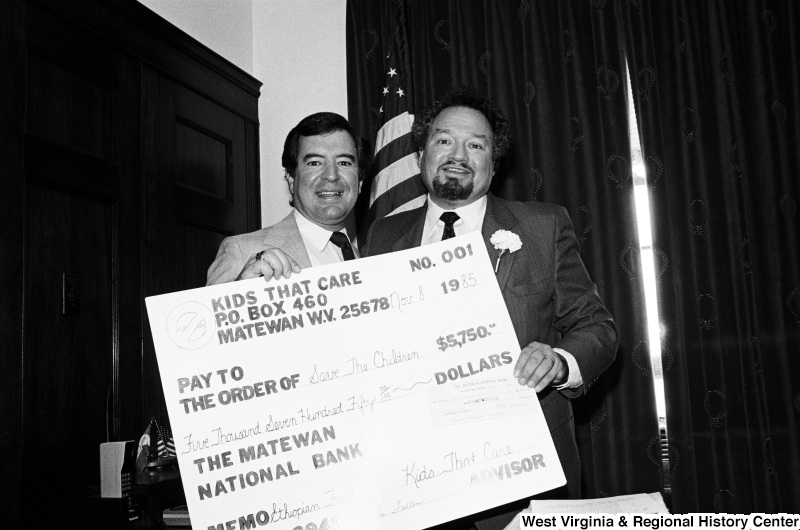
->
xmin=411 ymin=86 xmax=511 ymax=160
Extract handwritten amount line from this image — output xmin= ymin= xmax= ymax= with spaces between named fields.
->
xmin=379 ymin=386 xmax=431 ymax=405
xmin=393 ymin=379 xmax=432 ymax=393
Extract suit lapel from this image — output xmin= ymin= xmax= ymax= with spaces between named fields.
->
xmin=392 ymin=204 xmax=427 ymax=252
xmin=482 ymin=194 xmax=519 ymax=292
xmin=262 ymin=213 xmax=313 ymax=268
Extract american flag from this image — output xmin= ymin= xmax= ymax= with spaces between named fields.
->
xmin=155 ymin=420 xmax=176 ymax=458
xmin=357 ymin=0 xmax=427 ymax=244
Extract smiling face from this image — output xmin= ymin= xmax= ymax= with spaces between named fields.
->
xmin=289 ymin=130 xmax=362 ymax=231
xmin=419 ymin=106 xmax=495 ymax=209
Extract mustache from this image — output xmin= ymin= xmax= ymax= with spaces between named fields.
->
xmin=438 ymin=161 xmax=472 ymax=171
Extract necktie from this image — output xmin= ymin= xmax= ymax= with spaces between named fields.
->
xmin=440 ymin=212 xmax=460 ymax=241
xmin=329 ymin=231 xmax=356 ymax=261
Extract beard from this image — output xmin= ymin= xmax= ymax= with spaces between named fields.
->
xmin=432 ymin=175 xmax=473 ymax=201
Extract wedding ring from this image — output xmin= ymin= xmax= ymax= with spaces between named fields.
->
xmin=255 ymin=250 xmax=265 ymax=261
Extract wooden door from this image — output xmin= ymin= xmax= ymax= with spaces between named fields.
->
xmin=141 ymin=68 xmax=260 ymax=435
xmin=4 ymin=1 xmax=261 ymax=526
xmin=21 ymin=2 xmax=143 ymax=523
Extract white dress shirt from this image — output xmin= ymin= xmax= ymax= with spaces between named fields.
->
xmin=420 ymin=195 xmax=583 ymax=390
xmin=421 ymin=194 xmax=487 ymax=245
xmin=294 ymin=210 xmax=359 ymax=266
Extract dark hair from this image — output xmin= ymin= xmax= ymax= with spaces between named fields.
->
xmin=281 ymin=112 xmax=371 ymax=182
xmin=411 ymin=86 xmax=511 ymax=160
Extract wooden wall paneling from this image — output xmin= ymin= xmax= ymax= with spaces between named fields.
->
xmin=5 ymin=1 xmax=262 ymax=526
xmin=22 ymin=187 xmax=114 ymax=445
xmin=21 ymin=8 xmax=130 ymax=521
xmin=143 ymin=72 xmax=257 ymax=423
xmin=141 ymin=69 xmax=177 ymax=427
xmin=22 ymin=186 xmax=116 ymax=525
xmin=245 ymin=120 xmax=261 ymax=231
xmin=0 ymin=0 xmax=26 ymax=527
xmin=139 ymin=62 xmax=167 ymax=437
xmin=49 ymin=0 xmax=261 ymax=119
xmin=114 ymin=53 xmax=145 ymax=449
xmin=172 ymin=82 xmax=247 ymax=289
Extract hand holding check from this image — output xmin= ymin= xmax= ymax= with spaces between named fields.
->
xmin=513 ymin=341 xmax=567 ymax=392
xmin=236 ymin=248 xmax=302 ymax=281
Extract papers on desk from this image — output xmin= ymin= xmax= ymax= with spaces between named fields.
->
xmin=162 ymin=504 xmax=191 ymax=527
xmin=503 ymin=492 xmax=669 ymax=530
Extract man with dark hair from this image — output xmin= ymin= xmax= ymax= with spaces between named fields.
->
xmin=365 ymin=87 xmax=618 ymax=529
xmin=207 ymin=112 xmax=369 ymax=285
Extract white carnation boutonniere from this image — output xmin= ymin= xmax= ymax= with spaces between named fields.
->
xmin=490 ymin=230 xmax=522 ymax=273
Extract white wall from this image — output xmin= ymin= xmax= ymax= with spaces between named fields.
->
xmin=253 ymin=0 xmax=348 ymax=226
xmin=137 ymin=0 xmax=348 ymax=228
xmin=137 ymin=0 xmax=254 ymax=73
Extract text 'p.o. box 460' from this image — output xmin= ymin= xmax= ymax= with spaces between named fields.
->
xmin=145 ymin=231 xmax=565 ymax=530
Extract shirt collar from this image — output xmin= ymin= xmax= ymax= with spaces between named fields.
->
xmin=293 ymin=209 xmax=351 ymax=252
xmin=424 ymin=194 xmax=488 ymax=235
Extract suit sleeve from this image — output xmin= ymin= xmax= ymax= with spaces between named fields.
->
xmin=551 ymin=206 xmax=618 ymax=396
xmin=206 ymin=236 xmax=246 ymax=286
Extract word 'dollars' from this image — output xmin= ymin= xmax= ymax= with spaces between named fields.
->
xmin=435 ymin=352 xmax=513 ymax=384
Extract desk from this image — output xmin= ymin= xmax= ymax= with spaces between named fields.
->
xmin=136 ymin=470 xmax=186 ymax=529
xmin=87 ymin=470 xmax=186 ymax=529
xmin=162 ymin=504 xmax=191 ymax=529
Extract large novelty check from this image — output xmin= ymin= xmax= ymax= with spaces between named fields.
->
xmin=145 ymin=231 xmax=565 ymax=530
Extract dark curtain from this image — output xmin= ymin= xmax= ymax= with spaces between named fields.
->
xmin=623 ymin=1 xmax=800 ymax=512
xmin=347 ymin=0 xmax=662 ymax=502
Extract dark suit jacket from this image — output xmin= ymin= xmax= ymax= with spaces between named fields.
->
xmin=364 ymin=193 xmax=618 ymax=530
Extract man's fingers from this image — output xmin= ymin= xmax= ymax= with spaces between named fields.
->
xmin=513 ymin=342 xmax=544 ymax=379
xmin=527 ymin=357 xmax=560 ymax=392
xmin=513 ymin=346 xmax=534 ymax=379
xmin=285 ymin=254 xmax=301 ymax=274
xmin=237 ymin=249 xmax=303 ymax=282
xmin=237 ymin=259 xmax=263 ymax=280
xmin=264 ymin=252 xmax=287 ymax=279
xmin=260 ymin=250 xmax=295 ymax=280
xmin=513 ymin=342 xmax=562 ymax=392
xmin=256 ymin=249 xmax=304 ymax=282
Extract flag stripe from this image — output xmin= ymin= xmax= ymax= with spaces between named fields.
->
xmin=373 ymin=132 xmax=416 ymax=179
xmin=374 ymin=111 xmax=415 ymax=151
xmin=368 ymin=173 xmax=427 ymax=223
xmin=387 ymin=194 xmax=427 ymax=217
xmin=370 ymin=152 xmax=420 ymax=205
